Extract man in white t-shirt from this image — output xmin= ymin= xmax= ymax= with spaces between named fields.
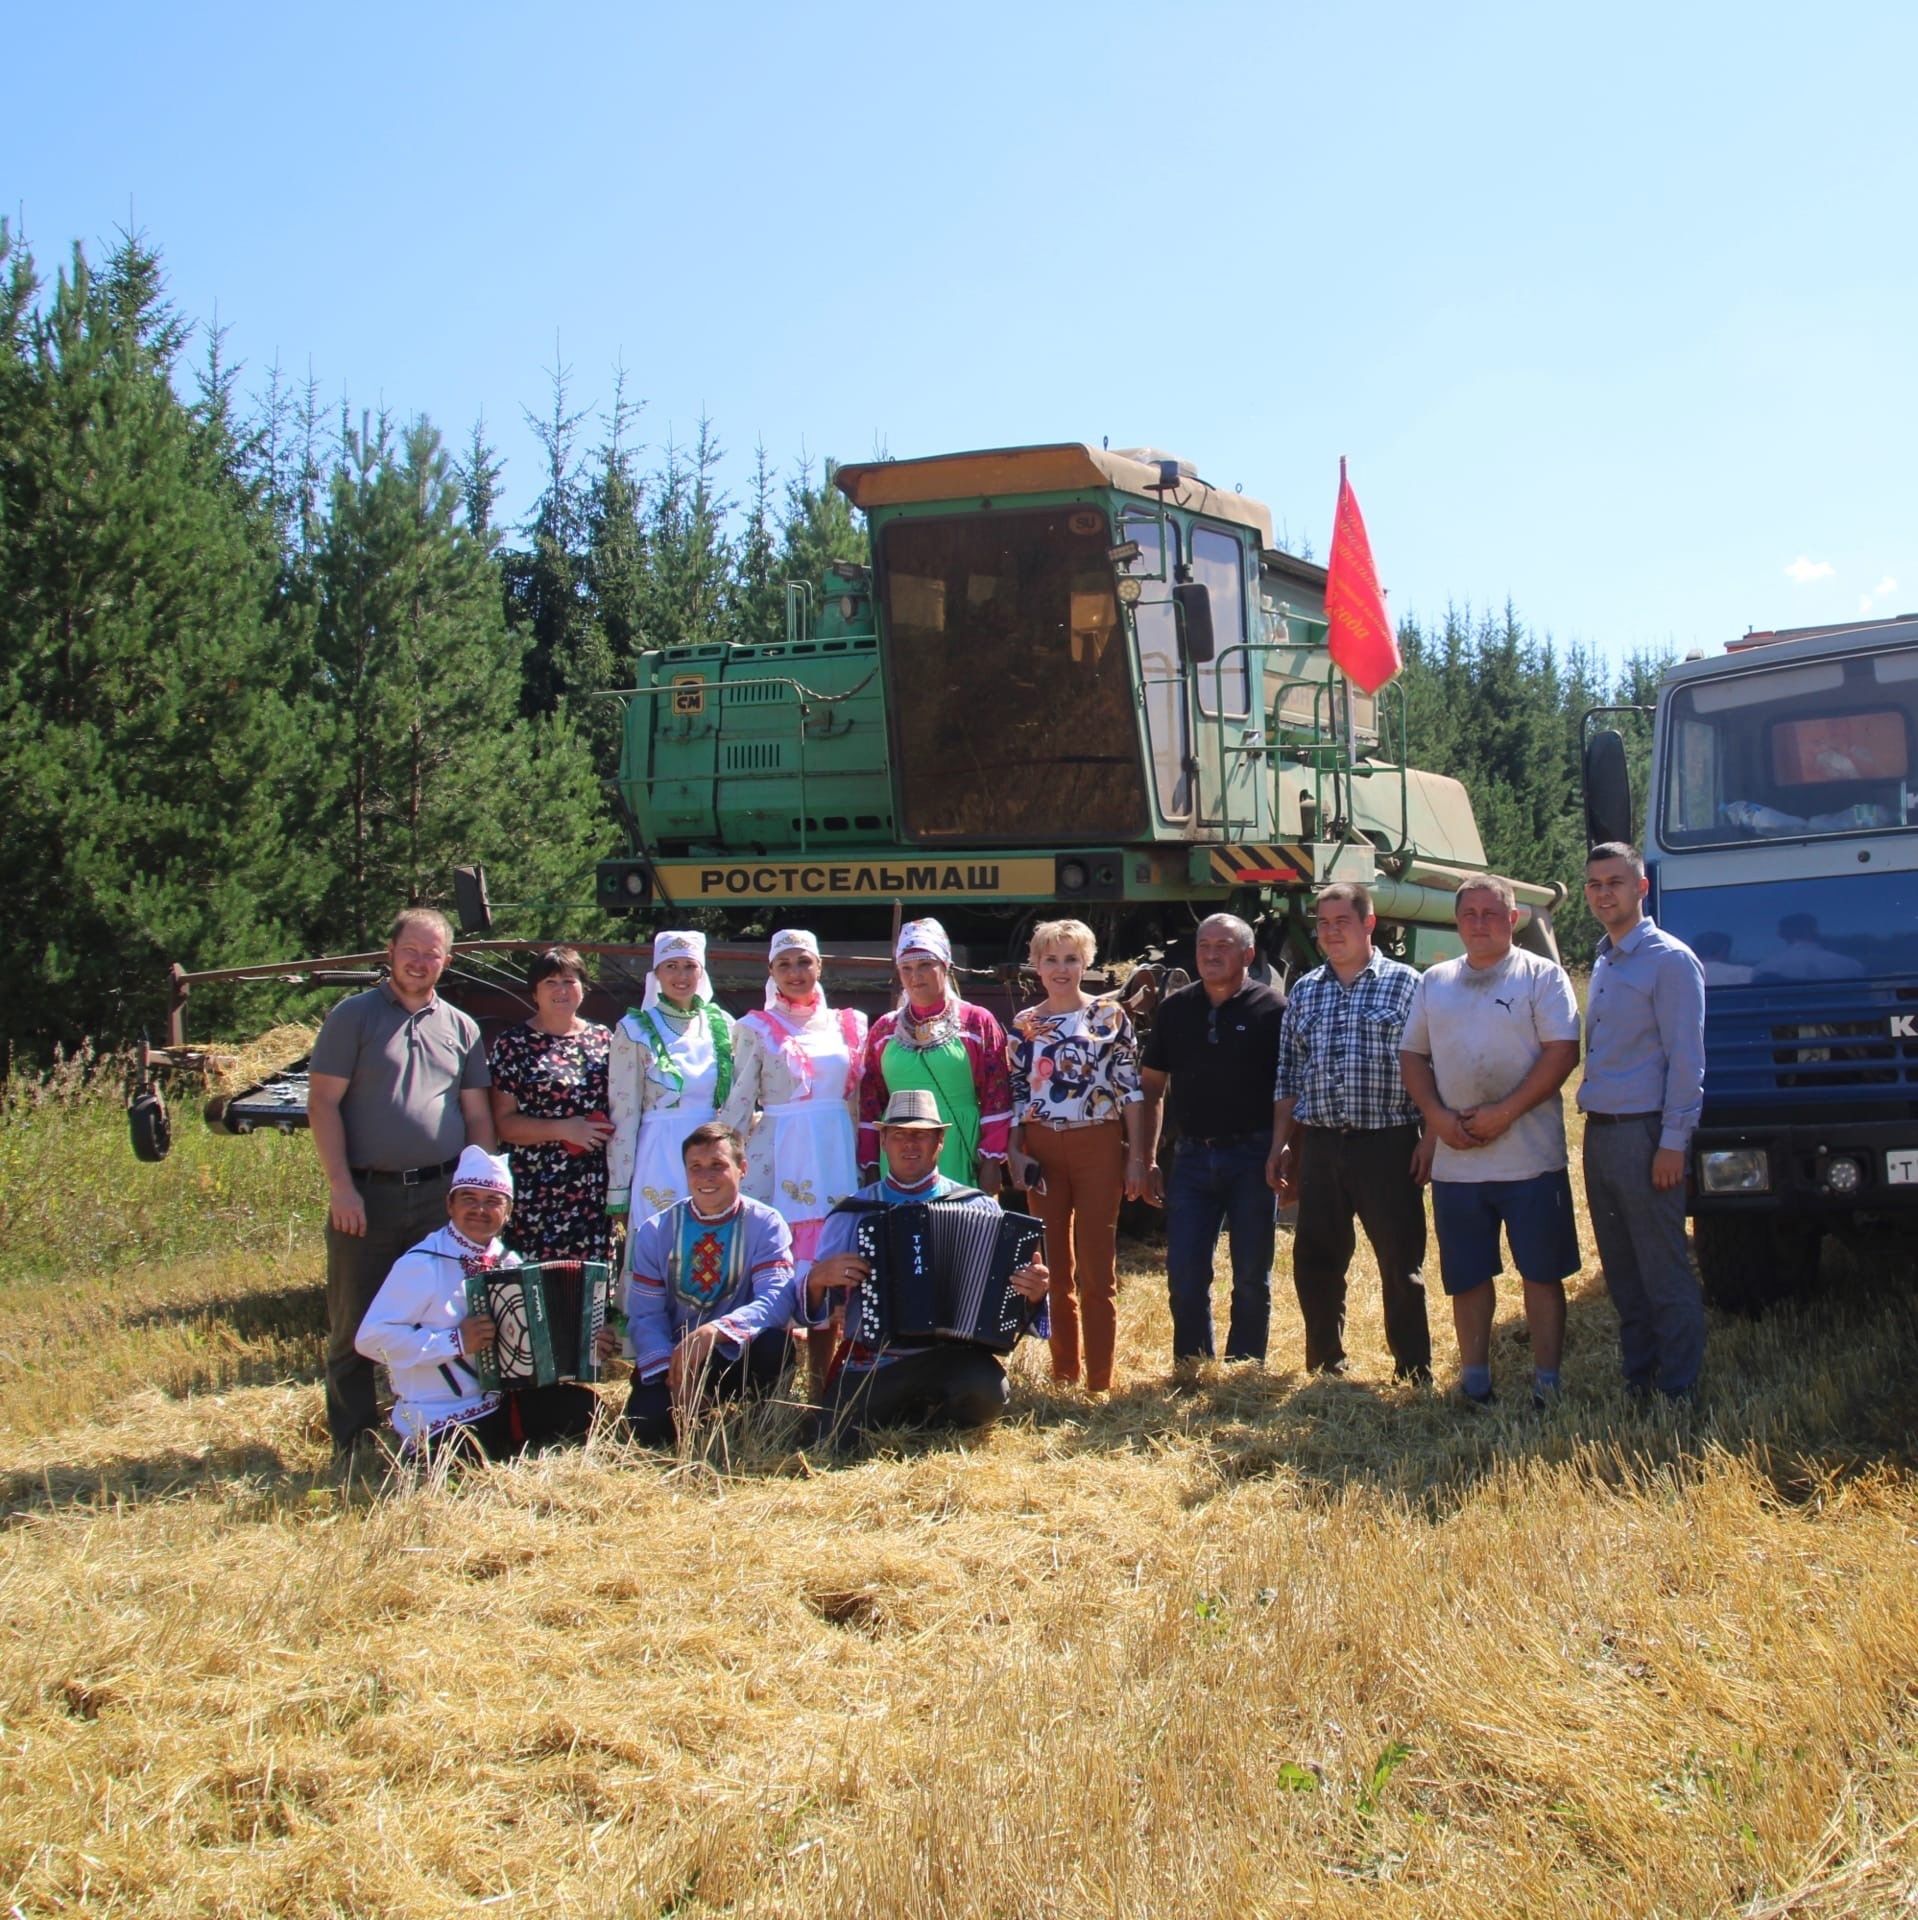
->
xmin=1399 ymin=875 xmax=1582 ymax=1407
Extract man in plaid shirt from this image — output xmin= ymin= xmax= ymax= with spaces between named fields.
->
xmin=1266 ymin=882 xmax=1433 ymax=1381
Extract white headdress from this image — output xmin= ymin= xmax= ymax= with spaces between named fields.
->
xmin=449 ymin=1146 xmax=513 ymax=1198
xmin=764 ymin=928 xmax=823 ymax=1011
xmin=895 ymin=918 xmax=952 ymax=967
xmin=641 ymin=928 xmax=711 ymax=1012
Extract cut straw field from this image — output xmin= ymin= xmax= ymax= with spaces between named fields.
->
xmin=3 ymin=1053 xmax=1917 ymax=1917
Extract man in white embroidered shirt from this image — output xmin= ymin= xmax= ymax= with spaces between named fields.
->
xmin=355 ymin=1147 xmax=598 ymax=1461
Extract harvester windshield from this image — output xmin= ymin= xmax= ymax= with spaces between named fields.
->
xmin=878 ymin=508 xmax=1147 ymax=843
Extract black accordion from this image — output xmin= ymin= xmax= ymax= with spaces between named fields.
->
xmin=463 ymin=1259 xmax=613 ymax=1390
xmin=842 ymin=1199 xmax=1045 ymax=1354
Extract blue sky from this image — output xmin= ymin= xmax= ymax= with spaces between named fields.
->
xmin=10 ymin=1 xmax=1914 ymax=664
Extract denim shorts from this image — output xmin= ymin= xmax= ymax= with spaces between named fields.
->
xmin=1430 ymin=1169 xmax=1581 ymax=1295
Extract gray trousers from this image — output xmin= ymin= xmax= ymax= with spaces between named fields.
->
xmin=1581 ymin=1117 xmax=1704 ymax=1394
xmin=325 ymin=1175 xmax=452 ymax=1448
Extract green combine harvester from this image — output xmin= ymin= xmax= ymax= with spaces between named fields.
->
xmin=596 ymin=442 xmax=1562 ymax=974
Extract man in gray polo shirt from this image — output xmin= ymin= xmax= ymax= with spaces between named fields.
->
xmin=308 ymin=908 xmax=494 ymax=1458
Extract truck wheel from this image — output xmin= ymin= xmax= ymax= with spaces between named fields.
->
xmin=1692 ymin=1214 xmax=1820 ymax=1315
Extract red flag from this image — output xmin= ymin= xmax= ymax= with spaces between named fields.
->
xmin=1324 ymin=458 xmax=1401 ymax=695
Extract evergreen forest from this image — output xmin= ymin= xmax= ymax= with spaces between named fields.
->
xmin=0 ymin=228 xmax=1661 ymax=1060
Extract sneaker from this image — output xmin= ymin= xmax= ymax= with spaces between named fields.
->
xmin=1458 ymin=1384 xmax=1497 ymax=1408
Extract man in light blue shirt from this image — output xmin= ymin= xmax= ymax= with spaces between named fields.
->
xmin=1578 ymin=842 xmax=1708 ymax=1397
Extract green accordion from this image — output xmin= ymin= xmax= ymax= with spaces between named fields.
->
xmin=463 ymin=1259 xmax=613 ymax=1390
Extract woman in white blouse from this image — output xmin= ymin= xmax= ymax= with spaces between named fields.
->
xmin=721 ymin=928 xmax=867 ymax=1288
xmin=607 ymin=930 xmax=738 ymax=1227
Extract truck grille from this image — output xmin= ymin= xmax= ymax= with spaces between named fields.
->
xmin=1706 ymin=980 xmax=1918 ymax=1100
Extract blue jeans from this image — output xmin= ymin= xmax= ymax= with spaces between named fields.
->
xmin=1164 ymin=1134 xmax=1275 ymax=1361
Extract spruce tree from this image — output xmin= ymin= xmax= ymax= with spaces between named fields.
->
xmin=305 ymin=413 xmax=604 ymax=947
xmin=0 ymin=229 xmax=304 ymax=1052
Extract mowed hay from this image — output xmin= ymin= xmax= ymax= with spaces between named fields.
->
xmin=2 ymin=1101 xmax=1918 ymax=1915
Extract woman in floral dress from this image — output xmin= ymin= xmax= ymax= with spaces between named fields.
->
xmin=606 ymin=929 xmax=737 ymax=1229
xmin=1005 ymin=919 xmax=1146 ymax=1391
xmin=488 ymin=947 xmax=615 ymax=1263
xmin=720 ymin=928 xmax=867 ymax=1288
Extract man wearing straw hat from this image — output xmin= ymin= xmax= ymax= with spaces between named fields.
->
xmin=802 ymin=1089 xmax=1049 ymax=1450
xmin=355 ymin=1146 xmax=598 ymax=1461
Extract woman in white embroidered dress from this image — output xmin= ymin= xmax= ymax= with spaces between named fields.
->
xmin=720 ymin=928 xmax=866 ymax=1288
xmin=607 ymin=930 xmax=738 ymax=1231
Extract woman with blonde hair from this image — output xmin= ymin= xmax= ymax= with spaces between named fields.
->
xmin=1006 ymin=918 xmax=1146 ymax=1391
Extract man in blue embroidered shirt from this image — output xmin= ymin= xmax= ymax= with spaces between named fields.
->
xmin=1267 ymin=882 xmax=1433 ymax=1382
xmin=1578 ymin=842 xmax=1708 ymax=1399
xmin=618 ymin=1122 xmax=797 ymax=1444
xmin=803 ymin=1089 xmax=1049 ymax=1450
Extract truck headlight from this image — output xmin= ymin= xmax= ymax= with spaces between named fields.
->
xmin=1699 ymin=1148 xmax=1770 ymax=1193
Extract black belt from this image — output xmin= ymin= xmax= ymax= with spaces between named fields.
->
xmin=1183 ymin=1129 xmax=1270 ymax=1148
xmin=1583 ymin=1110 xmax=1660 ymax=1128
xmin=1299 ymin=1119 xmax=1418 ymax=1136
xmin=351 ymin=1157 xmax=461 ymax=1185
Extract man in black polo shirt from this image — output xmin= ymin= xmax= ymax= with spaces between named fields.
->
xmin=1139 ymin=913 xmax=1287 ymax=1364
xmin=307 ymin=908 xmax=495 ymax=1462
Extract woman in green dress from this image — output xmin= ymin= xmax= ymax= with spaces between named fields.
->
xmin=854 ymin=918 xmax=1012 ymax=1193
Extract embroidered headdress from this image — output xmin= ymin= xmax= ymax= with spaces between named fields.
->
xmin=896 ymin=918 xmax=952 ymax=966
xmin=641 ymin=929 xmax=711 ymax=1012
xmin=449 ymin=1146 xmax=513 ymax=1198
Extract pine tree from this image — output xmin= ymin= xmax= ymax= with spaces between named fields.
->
xmin=643 ymin=416 xmax=734 ymax=651
xmin=304 ymin=414 xmax=604 ymax=947
xmin=779 ymin=450 xmax=869 ymax=590
xmin=504 ymin=353 xmax=593 ymax=718
xmin=730 ymin=439 xmax=784 ymax=647
xmin=0 ymin=229 xmax=306 ymax=1052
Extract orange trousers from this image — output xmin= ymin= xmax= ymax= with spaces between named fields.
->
xmin=1023 ymin=1118 xmax=1126 ymax=1391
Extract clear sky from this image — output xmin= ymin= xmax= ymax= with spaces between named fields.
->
xmin=9 ymin=1 xmax=1914 ymax=665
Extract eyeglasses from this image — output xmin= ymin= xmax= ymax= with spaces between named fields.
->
xmin=1206 ymin=1005 xmax=1220 ymax=1045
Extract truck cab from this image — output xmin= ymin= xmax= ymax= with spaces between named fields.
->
xmin=1598 ymin=614 xmax=1918 ymax=1307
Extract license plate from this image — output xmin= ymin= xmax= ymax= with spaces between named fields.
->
xmin=1888 ymin=1150 xmax=1918 ymax=1186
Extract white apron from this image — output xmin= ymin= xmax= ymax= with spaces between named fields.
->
xmin=628 ymin=1014 xmax=720 ymax=1223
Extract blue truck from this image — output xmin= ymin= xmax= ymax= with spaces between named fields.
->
xmin=1585 ymin=613 xmax=1918 ymax=1311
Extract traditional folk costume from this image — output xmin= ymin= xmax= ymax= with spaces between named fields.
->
xmin=855 ymin=919 xmax=1012 ymax=1185
xmin=621 ymin=1192 xmax=797 ymax=1442
xmin=720 ymin=929 xmax=868 ymax=1282
xmin=607 ymin=930 xmax=737 ymax=1225
xmin=355 ymin=1148 xmax=597 ymax=1458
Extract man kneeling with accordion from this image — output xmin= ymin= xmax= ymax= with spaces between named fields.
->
xmin=355 ymin=1146 xmax=601 ymax=1461
xmin=803 ymin=1089 xmax=1050 ymax=1450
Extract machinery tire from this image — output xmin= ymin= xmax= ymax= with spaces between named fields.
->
xmin=1692 ymin=1213 xmax=1820 ymax=1316
xmin=129 ymin=1088 xmax=172 ymax=1163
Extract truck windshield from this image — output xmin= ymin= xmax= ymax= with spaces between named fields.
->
xmin=878 ymin=508 xmax=1146 ymax=843
xmin=1661 ymin=648 xmax=1918 ymax=847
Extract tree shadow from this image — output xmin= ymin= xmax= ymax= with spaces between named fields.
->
xmin=125 ymin=1282 xmax=326 ymax=1344
xmin=0 ymin=1440 xmax=312 ymax=1518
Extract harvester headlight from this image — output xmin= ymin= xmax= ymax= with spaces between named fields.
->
xmin=1058 ymin=860 xmax=1089 ymax=893
xmin=1698 ymin=1149 xmax=1770 ymax=1194
xmin=1116 ymin=577 xmax=1143 ymax=607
